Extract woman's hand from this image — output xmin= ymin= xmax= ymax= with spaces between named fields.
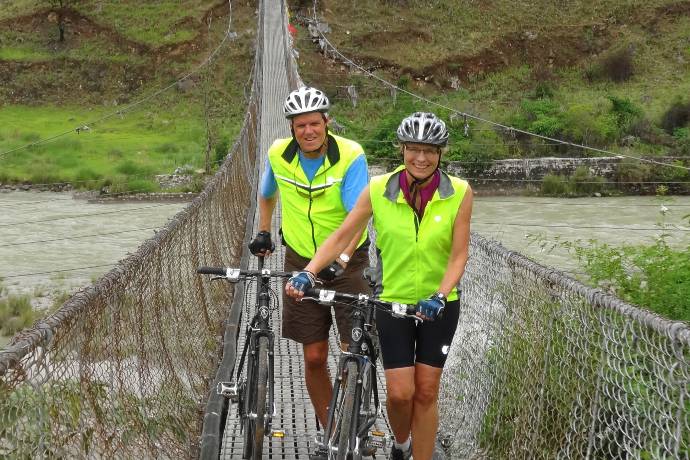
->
xmin=285 ymin=270 xmax=316 ymax=299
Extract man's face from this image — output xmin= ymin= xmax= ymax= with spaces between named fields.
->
xmin=292 ymin=112 xmax=327 ymax=154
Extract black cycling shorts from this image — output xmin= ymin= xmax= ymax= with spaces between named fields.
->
xmin=375 ymin=299 xmax=460 ymax=369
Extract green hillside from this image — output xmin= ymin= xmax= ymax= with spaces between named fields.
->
xmin=291 ymin=0 xmax=690 ymax=173
xmin=0 ymin=0 xmax=689 ymax=191
xmin=0 ymin=0 xmax=256 ymax=190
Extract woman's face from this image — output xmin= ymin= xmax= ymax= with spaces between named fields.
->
xmin=402 ymin=143 xmax=441 ymax=179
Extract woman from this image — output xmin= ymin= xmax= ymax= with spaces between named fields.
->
xmin=287 ymin=112 xmax=473 ymax=460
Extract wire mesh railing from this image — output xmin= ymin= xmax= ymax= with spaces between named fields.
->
xmin=0 ymin=14 xmax=263 ymax=460
xmin=439 ymin=233 xmax=690 ymax=459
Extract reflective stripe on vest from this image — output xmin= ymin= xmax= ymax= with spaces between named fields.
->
xmin=370 ymin=165 xmax=468 ymax=304
xmin=268 ymin=133 xmax=368 ymax=258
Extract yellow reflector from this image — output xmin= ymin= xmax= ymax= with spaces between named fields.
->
xmin=371 ymin=430 xmax=385 ymax=437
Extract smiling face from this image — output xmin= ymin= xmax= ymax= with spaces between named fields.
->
xmin=291 ymin=112 xmax=327 ymax=156
xmin=402 ymin=142 xmax=441 ymax=181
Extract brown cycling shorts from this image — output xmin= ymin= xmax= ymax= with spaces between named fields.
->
xmin=282 ymin=244 xmax=370 ymax=345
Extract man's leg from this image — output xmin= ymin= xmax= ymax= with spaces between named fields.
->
xmin=384 ymin=367 xmax=415 ymax=444
xmin=303 ymin=340 xmax=332 ymax=426
xmin=410 ymin=363 xmax=443 ymax=460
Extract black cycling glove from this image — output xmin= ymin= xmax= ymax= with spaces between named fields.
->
xmin=248 ymin=231 xmax=275 ymax=255
xmin=317 ymin=261 xmax=344 ymax=282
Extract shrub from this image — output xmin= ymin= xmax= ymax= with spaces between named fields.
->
xmin=0 ymin=294 xmax=35 ymax=336
xmin=20 ymin=132 xmax=41 ymax=142
xmin=569 ymin=239 xmax=690 ymax=322
xmin=28 ymin=165 xmax=64 ymax=185
xmin=514 ymin=98 xmax=564 ymax=137
xmin=562 ymin=104 xmax=618 ymax=146
xmin=661 ymin=101 xmax=690 ymax=134
xmin=570 ymin=166 xmax=606 ymax=195
xmin=541 ymin=168 xmax=607 ymax=196
xmin=541 ymin=174 xmax=569 ymax=196
xmin=451 ymin=145 xmax=494 ymax=177
xmin=596 ymin=46 xmax=635 ymax=82
xmin=126 ymin=178 xmax=159 ymax=194
xmin=73 ymin=168 xmax=103 ymax=188
xmin=115 ymin=160 xmax=154 ymax=177
xmin=607 ymin=96 xmax=643 ymax=133
xmin=214 ymin=136 xmax=230 ymax=165
xmin=615 ymin=160 xmax=651 ymax=183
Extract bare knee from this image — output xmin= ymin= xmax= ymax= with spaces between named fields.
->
xmin=387 ymin=379 xmax=415 ymax=407
xmin=303 ymin=342 xmax=328 ymax=371
xmin=413 ymin=382 xmax=439 ymax=408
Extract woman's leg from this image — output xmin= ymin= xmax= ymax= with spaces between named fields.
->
xmin=411 ymin=363 xmax=443 ymax=459
xmin=384 ymin=366 xmax=416 ymax=443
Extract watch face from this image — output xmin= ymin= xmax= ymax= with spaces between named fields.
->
xmin=339 ymin=253 xmax=350 ymax=263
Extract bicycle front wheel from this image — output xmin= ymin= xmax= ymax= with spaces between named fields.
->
xmin=335 ymin=360 xmax=358 ymax=460
xmin=252 ymin=336 xmax=269 ymax=459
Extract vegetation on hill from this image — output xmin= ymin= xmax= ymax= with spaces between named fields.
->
xmin=1 ymin=0 xmax=689 ymax=193
xmin=289 ymin=0 xmax=690 ymax=191
xmin=0 ymin=0 xmax=257 ymax=191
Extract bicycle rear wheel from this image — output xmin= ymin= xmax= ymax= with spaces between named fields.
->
xmin=333 ymin=360 xmax=358 ymax=460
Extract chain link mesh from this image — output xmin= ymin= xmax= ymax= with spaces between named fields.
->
xmin=439 ymin=233 xmax=690 ymax=459
xmin=0 ymin=45 xmax=263 ymax=460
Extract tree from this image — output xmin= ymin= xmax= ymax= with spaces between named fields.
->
xmin=46 ymin=0 xmax=73 ymax=42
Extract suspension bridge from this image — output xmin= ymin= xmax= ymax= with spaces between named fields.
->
xmin=1 ymin=0 xmax=688 ymax=459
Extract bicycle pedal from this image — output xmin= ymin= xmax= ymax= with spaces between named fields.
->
xmin=270 ymin=429 xmax=287 ymax=438
xmin=216 ymin=381 xmax=239 ymax=402
xmin=368 ymin=430 xmax=387 ymax=449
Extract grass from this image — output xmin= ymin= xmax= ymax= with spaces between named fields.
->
xmin=74 ymin=0 xmax=219 ymax=46
xmin=0 ymin=103 xmax=210 ymax=187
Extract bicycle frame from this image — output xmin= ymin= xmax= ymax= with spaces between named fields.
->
xmin=234 ymin=258 xmax=275 ymax=430
xmin=199 ymin=260 xmax=292 ymax=459
xmin=323 ymin=294 xmax=382 ymax=459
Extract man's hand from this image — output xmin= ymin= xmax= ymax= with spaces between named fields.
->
xmin=416 ymin=293 xmax=446 ymax=321
xmin=248 ymin=231 xmax=275 ymax=256
xmin=285 ymin=271 xmax=316 ymax=299
xmin=317 ymin=261 xmax=344 ymax=282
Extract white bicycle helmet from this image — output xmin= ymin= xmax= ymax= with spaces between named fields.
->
xmin=283 ymin=86 xmax=330 ymax=118
xmin=396 ymin=112 xmax=449 ymax=147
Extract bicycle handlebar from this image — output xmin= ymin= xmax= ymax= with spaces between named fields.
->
xmin=197 ymin=266 xmax=295 ymax=280
xmin=303 ymin=287 xmax=419 ymax=320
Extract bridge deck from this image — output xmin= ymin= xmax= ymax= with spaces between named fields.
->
xmin=220 ymin=1 xmax=392 ymax=457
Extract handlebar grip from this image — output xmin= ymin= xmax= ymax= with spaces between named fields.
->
xmin=197 ymin=267 xmax=228 ymax=276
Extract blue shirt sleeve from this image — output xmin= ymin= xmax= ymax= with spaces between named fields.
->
xmin=260 ymin=158 xmax=278 ymax=198
xmin=341 ymin=154 xmax=369 ymax=212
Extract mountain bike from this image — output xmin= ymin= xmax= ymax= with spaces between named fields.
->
xmin=197 ymin=258 xmax=292 ymax=459
xmin=305 ymin=284 xmax=420 ymax=460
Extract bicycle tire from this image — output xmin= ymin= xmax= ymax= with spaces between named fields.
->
xmin=252 ymin=336 xmax=269 ymax=459
xmin=242 ymin=345 xmax=256 ymax=459
xmin=336 ymin=361 xmax=358 ymax=460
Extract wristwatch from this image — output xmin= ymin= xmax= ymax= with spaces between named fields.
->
xmin=433 ymin=292 xmax=447 ymax=305
xmin=337 ymin=253 xmax=350 ymax=264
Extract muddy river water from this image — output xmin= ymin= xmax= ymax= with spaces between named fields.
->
xmin=1 ymin=191 xmax=688 ymax=301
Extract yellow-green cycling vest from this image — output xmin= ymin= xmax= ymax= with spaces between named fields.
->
xmin=370 ymin=165 xmax=468 ymax=304
xmin=268 ymin=133 xmax=368 ymax=259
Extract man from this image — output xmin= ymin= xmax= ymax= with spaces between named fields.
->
xmin=248 ymin=86 xmax=370 ymax=432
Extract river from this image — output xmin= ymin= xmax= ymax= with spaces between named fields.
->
xmin=1 ymin=191 xmax=689 ymax=347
